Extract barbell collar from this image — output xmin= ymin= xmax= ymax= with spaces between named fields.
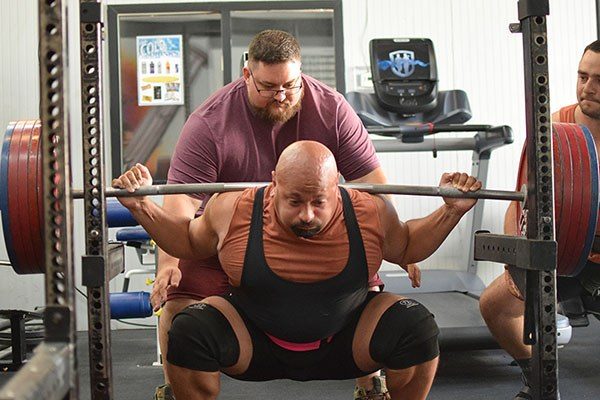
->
xmin=72 ymin=182 xmax=526 ymax=202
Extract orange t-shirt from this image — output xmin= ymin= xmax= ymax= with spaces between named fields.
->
xmin=556 ymin=104 xmax=577 ymax=123
xmin=218 ymin=185 xmax=384 ymax=287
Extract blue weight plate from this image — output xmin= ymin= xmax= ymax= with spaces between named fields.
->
xmin=1 ymin=122 xmax=17 ymax=270
xmin=572 ymin=124 xmax=599 ymax=276
xmin=7 ymin=121 xmax=28 ymax=274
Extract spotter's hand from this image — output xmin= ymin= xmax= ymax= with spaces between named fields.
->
xmin=403 ymin=263 xmax=421 ymax=288
xmin=150 ymin=265 xmax=181 ymax=312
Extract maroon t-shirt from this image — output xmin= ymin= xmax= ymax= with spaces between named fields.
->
xmin=166 ymin=74 xmax=380 ymax=300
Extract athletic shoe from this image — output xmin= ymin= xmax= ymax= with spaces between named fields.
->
xmin=353 ymin=376 xmax=391 ymax=400
xmin=153 ymin=384 xmax=175 ymax=400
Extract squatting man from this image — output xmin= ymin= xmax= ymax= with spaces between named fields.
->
xmin=112 ymin=140 xmax=482 ymax=400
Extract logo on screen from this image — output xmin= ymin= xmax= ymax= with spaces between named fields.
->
xmin=377 ymin=50 xmax=429 ymax=78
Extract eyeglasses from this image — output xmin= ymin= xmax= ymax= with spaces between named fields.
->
xmin=249 ymin=69 xmax=302 ymax=98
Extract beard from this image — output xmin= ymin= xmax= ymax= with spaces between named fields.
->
xmin=291 ymin=222 xmax=322 ymax=238
xmin=250 ymin=91 xmax=303 ymax=124
xmin=579 ymin=98 xmax=600 ymax=119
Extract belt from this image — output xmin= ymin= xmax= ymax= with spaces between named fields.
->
xmin=265 ymin=332 xmax=333 ymax=352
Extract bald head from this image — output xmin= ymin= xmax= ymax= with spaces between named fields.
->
xmin=274 ymin=141 xmax=338 ymax=188
xmin=272 ymin=141 xmax=340 ymax=238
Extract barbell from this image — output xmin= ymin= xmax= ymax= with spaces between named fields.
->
xmin=77 ymin=182 xmax=525 ymax=201
xmin=1 ymin=120 xmax=598 ymax=276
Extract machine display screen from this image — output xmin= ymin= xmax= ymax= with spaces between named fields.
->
xmin=372 ymin=41 xmax=432 ymax=81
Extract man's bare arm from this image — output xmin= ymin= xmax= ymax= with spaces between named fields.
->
xmin=157 ymin=194 xmax=203 ymax=267
xmin=112 ymin=164 xmax=219 ymax=260
xmin=379 ymin=172 xmax=481 ymax=266
xmin=123 ymin=196 xmax=219 ymax=260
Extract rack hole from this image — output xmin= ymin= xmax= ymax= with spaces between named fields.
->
xmin=46 ymin=24 xmax=57 ymax=35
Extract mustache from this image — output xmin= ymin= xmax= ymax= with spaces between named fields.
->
xmin=291 ymin=222 xmax=321 ymax=238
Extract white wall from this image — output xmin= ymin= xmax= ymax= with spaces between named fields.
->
xmin=0 ymin=0 xmax=597 ymax=330
xmin=0 ymin=0 xmax=45 ymax=312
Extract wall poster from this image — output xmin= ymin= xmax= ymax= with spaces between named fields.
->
xmin=136 ymin=35 xmax=184 ymax=106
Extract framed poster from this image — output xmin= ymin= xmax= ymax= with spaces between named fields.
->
xmin=136 ymin=35 xmax=184 ymax=106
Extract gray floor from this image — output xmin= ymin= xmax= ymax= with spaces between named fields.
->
xmin=81 ymin=317 xmax=600 ymax=399
xmin=2 ymin=313 xmax=600 ymax=399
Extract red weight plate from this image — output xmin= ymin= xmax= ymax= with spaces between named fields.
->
xmin=7 ymin=120 xmax=28 ymax=274
xmin=35 ymin=121 xmax=43 ymax=257
xmin=515 ymin=146 xmax=525 ymax=217
xmin=515 ymin=146 xmax=528 ymax=235
xmin=27 ymin=121 xmax=44 ymax=273
xmin=563 ymin=124 xmax=592 ymax=275
xmin=551 ymin=124 xmax=571 ymax=272
xmin=551 ymin=123 xmax=575 ymax=273
xmin=561 ymin=124 xmax=586 ymax=275
xmin=34 ymin=121 xmax=44 ymax=271
xmin=552 ymin=124 xmax=573 ymax=276
xmin=515 ymin=124 xmax=576 ymax=275
xmin=16 ymin=120 xmax=38 ymax=273
xmin=557 ymin=124 xmax=589 ymax=276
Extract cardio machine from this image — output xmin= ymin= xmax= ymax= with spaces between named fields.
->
xmin=346 ymin=38 xmax=572 ymax=350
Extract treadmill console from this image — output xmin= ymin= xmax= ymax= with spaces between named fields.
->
xmin=370 ymin=38 xmax=438 ymax=114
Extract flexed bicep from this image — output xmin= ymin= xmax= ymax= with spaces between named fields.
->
xmin=187 ymin=215 xmax=220 ymax=259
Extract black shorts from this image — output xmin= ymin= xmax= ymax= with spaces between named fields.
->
xmin=167 ymin=291 xmax=439 ymax=382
